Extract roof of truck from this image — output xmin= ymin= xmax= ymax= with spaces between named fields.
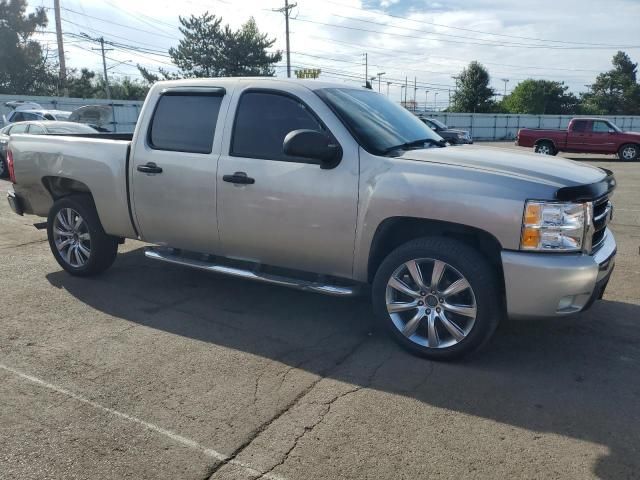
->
xmin=153 ymin=77 xmax=361 ymax=92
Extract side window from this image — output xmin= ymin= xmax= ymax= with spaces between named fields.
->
xmin=10 ymin=124 xmax=28 ymax=134
xmin=28 ymin=124 xmax=46 ymax=134
xmin=11 ymin=112 xmax=25 ymax=122
xmin=149 ymin=93 xmax=223 ymax=154
xmin=572 ymin=120 xmax=587 ymax=132
xmin=592 ymin=121 xmax=610 ymax=133
xmin=43 ymin=114 xmax=55 ymax=120
xmin=231 ymin=91 xmax=324 ymax=161
xmin=21 ymin=112 xmax=40 ymax=121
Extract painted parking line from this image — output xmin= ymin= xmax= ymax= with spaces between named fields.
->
xmin=0 ymin=363 xmax=286 ymax=480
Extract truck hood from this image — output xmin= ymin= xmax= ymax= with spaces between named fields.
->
xmin=398 ymin=145 xmax=606 ymax=188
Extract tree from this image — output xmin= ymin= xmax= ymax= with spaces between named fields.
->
xmin=449 ymin=62 xmax=495 ymax=113
xmin=66 ymin=69 xmax=97 ymax=98
xmin=502 ymin=79 xmax=579 ymax=114
xmin=581 ymin=51 xmax=640 ymax=115
xmin=168 ymin=13 xmax=281 ymax=78
xmin=0 ymin=0 xmax=57 ymax=95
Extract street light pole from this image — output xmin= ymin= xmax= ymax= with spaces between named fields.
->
xmin=425 ymin=90 xmax=429 ymax=112
xmin=386 ymin=81 xmax=391 ymax=96
xmin=501 ymin=78 xmax=509 ymax=97
xmin=434 ymin=92 xmax=439 ymax=112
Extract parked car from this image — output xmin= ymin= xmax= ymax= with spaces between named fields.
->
xmin=2 ymin=101 xmax=72 ymax=127
xmin=517 ymin=118 xmax=640 ymax=160
xmin=418 ymin=117 xmax=473 ymax=144
xmin=0 ymin=122 xmax=97 ymax=178
xmin=6 ymin=78 xmax=616 ymax=360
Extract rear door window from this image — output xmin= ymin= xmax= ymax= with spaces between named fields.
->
xmin=10 ymin=124 xmax=28 ymax=133
xmin=148 ymin=92 xmax=223 ymax=154
xmin=572 ymin=120 xmax=588 ymax=132
xmin=28 ymin=124 xmax=46 ymax=134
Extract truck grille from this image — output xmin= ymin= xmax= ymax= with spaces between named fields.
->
xmin=591 ymin=195 xmax=611 ymax=252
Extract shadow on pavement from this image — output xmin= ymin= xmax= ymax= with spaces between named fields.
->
xmin=47 ymin=248 xmax=640 ymax=479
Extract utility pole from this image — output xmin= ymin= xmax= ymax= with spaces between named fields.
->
xmin=376 ymin=72 xmax=385 ymax=92
xmin=363 ymin=53 xmax=368 ymax=87
xmin=404 ymin=76 xmax=408 ymax=106
xmin=386 ymin=81 xmax=391 ymax=96
xmin=274 ymin=0 xmax=296 ymax=78
xmin=53 ymin=0 xmax=67 ymax=96
xmin=425 ymin=90 xmax=429 ymax=111
xmin=501 ymin=78 xmax=509 ymax=97
xmin=99 ymin=37 xmax=112 ymax=100
xmin=413 ymin=77 xmax=417 ymax=112
xmin=434 ymin=92 xmax=439 ymax=112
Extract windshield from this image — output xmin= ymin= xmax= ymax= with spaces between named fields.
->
xmin=316 ymin=88 xmax=443 ymax=155
xmin=426 ymin=118 xmax=447 ymax=129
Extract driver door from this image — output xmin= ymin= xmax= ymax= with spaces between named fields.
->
xmin=216 ymin=84 xmax=359 ymax=279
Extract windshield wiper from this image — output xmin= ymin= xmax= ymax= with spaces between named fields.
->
xmin=382 ymin=138 xmax=446 ymax=155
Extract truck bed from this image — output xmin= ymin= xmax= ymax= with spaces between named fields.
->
xmin=9 ymin=134 xmax=136 ymax=238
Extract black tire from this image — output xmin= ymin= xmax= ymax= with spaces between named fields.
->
xmin=47 ymin=195 xmax=118 ymax=276
xmin=618 ymin=143 xmax=639 ymax=162
xmin=0 ymin=155 xmax=7 ymax=179
xmin=534 ymin=141 xmax=556 ymax=156
xmin=372 ymin=237 xmax=502 ymax=360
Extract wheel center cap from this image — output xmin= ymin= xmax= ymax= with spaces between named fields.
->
xmin=425 ymin=295 xmax=439 ymax=307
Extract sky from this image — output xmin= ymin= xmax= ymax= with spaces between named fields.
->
xmin=32 ymin=0 xmax=640 ymax=108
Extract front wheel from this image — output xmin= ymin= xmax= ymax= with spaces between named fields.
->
xmin=47 ymin=195 xmax=119 ymax=276
xmin=372 ymin=237 xmax=502 ymax=360
xmin=618 ymin=144 xmax=639 ymax=162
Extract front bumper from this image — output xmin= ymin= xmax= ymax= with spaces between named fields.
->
xmin=501 ymin=228 xmax=616 ymax=319
xmin=7 ymin=190 xmax=24 ymax=216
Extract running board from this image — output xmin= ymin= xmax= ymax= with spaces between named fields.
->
xmin=144 ymin=247 xmax=361 ymax=297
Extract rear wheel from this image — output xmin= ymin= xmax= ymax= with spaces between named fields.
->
xmin=372 ymin=237 xmax=502 ymax=360
xmin=534 ymin=141 xmax=556 ymax=156
xmin=47 ymin=195 xmax=118 ymax=276
xmin=618 ymin=144 xmax=639 ymax=162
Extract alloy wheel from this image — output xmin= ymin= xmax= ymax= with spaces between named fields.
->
xmin=53 ymin=208 xmax=91 ymax=268
xmin=385 ymin=258 xmax=477 ymax=349
xmin=622 ymin=146 xmax=637 ymax=160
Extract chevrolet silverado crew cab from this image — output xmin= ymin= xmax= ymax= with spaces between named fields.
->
xmin=517 ymin=117 xmax=640 ymax=161
xmin=6 ymin=78 xmax=617 ymax=359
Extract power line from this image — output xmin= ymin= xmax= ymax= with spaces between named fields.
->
xmin=305 ymin=0 xmax=640 ymax=49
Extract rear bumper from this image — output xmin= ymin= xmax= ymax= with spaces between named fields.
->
xmin=7 ymin=190 xmax=24 ymax=216
xmin=501 ymin=229 xmax=616 ymax=319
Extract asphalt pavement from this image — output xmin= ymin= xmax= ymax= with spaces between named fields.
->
xmin=1 ymin=143 xmax=639 ymax=479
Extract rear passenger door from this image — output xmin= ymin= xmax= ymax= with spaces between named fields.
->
xmin=130 ymin=87 xmax=228 ymax=253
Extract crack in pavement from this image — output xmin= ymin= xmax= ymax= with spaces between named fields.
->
xmin=206 ymin=335 xmax=372 ymax=479
xmin=0 ymin=239 xmax=47 ymax=250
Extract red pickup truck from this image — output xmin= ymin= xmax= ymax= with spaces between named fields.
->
xmin=517 ymin=118 xmax=640 ymax=161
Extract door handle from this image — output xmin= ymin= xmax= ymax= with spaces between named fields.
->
xmin=137 ymin=162 xmax=163 ymax=174
xmin=223 ymin=171 xmax=255 ymax=185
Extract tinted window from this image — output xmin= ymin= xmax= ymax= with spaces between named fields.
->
xmin=316 ymin=88 xmax=441 ymax=155
xmin=232 ymin=92 xmax=323 ymax=161
xmin=592 ymin=121 xmax=610 ymax=133
xmin=149 ymin=93 xmax=222 ymax=154
xmin=28 ymin=124 xmax=46 ymax=134
xmin=10 ymin=124 xmax=28 ymax=133
xmin=572 ymin=120 xmax=587 ymax=132
xmin=43 ymin=113 xmax=55 ymax=120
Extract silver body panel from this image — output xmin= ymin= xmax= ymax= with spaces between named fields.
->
xmin=7 ymin=77 xmax=616 ymax=319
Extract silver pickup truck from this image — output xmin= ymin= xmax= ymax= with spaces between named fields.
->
xmin=6 ymin=78 xmax=617 ymax=359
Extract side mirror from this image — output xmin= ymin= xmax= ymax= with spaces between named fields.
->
xmin=283 ymin=129 xmax=342 ymax=169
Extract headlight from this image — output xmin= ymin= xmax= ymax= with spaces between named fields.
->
xmin=520 ymin=201 xmax=587 ymax=252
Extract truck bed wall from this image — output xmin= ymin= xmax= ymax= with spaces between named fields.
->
xmin=10 ymin=134 xmax=136 ymax=238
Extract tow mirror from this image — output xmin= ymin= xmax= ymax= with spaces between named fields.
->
xmin=283 ymin=129 xmax=342 ymax=169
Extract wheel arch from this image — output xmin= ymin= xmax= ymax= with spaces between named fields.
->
xmin=42 ymin=176 xmax=93 ymax=201
xmin=534 ymin=138 xmax=557 ymax=149
xmin=367 ymin=217 xmax=504 ymax=286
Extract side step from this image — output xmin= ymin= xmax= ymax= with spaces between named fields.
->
xmin=144 ymin=247 xmax=361 ymax=297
